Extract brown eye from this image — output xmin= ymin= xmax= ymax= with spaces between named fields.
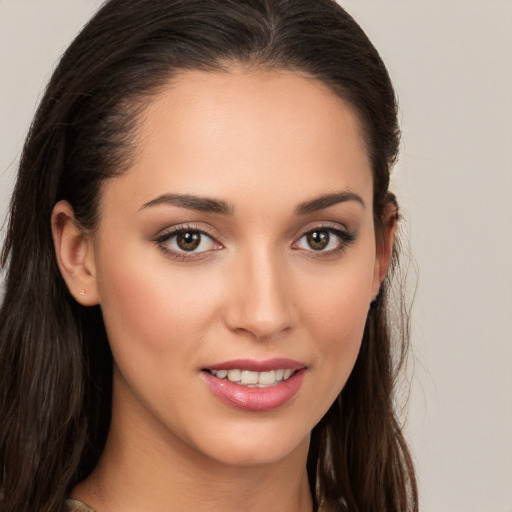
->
xmin=176 ymin=231 xmax=201 ymax=251
xmin=306 ymin=230 xmax=330 ymax=250
xmin=157 ymin=228 xmax=220 ymax=256
xmin=293 ymin=226 xmax=355 ymax=254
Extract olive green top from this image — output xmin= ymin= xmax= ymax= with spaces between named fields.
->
xmin=64 ymin=496 xmax=323 ymax=511
xmin=64 ymin=498 xmax=95 ymax=512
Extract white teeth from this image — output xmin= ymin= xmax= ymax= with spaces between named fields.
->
xmin=210 ymin=368 xmax=296 ymax=387
xmin=227 ymin=369 xmax=241 ymax=382
xmin=258 ymin=371 xmax=276 ymax=385
xmin=241 ymin=370 xmax=259 ymax=385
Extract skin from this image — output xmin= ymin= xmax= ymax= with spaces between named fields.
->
xmin=52 ymin=69 xmax=395 ymax=512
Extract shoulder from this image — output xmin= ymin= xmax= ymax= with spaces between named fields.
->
xmin=63 ymin=498 xmax=96 ymax=512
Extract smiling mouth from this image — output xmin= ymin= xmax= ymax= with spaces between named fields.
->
xmin=206 ymin=368 xmax=296 ymax=387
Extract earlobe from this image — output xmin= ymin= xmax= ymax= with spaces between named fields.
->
xmin=51 ymin=200 xmax=99 ymax=306
xmin=371 ymin=203 xmax=398 ymax=300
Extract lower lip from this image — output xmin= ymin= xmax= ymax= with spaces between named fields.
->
xmin=202 ymin=370 xmax=305 ymax=412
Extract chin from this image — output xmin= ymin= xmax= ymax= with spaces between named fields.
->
xmin=192 ymin=428 xmax=310 ymax=469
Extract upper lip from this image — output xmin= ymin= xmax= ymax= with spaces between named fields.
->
xmin=203 ymin=358 xmax=307 ymax=372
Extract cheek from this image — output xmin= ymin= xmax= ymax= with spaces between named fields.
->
xmin=309 ymin=282 xmax=368 ymax=369
xmin=300 ymin=247 xmax=375 ymax=387
xmin=96 ymin=259 xmax=169 ymax=353
xmin=93 ymin=241 xmax=219 ymax=370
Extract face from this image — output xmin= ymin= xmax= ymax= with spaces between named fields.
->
xmin=88 ymin=69 xmax=385 ymax=467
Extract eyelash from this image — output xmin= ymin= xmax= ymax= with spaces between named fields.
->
xmin=292 ymin=224 xmax=356 ymax=256
xmin=154 ymin=224 xmax=222 ymax=261
xmin=153 ymin=223 xmax=356 ymax=261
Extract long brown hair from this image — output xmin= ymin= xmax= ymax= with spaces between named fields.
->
xmin=0 ymin=1 xmax=417 ymax=511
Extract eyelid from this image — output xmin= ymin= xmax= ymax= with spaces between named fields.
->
xmin=153 ymin=223 xmax=223 ymax=260
xmin=292 ymin=222 xmax=356 ymax=253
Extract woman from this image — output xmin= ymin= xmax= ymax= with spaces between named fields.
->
xmin=0 ymin=1 xmax=417 ymax=511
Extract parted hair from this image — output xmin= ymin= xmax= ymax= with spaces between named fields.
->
xmin=0 ymin=1 xmax=417 ymax=511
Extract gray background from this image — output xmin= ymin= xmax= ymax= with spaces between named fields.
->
xmin=1 ymin=1 xmax=511 ymax=510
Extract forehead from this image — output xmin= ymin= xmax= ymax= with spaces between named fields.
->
xmin=104 ymin=69 xmax=373 ymax=213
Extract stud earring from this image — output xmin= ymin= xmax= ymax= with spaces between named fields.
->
xmin=79 ymin=289 xmax=86 ymax=296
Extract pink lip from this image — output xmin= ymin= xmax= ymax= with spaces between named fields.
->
xmin=201 ymin=359 xmax=307 ymax=412
xmin=204 ymin=358 xmax=306 ymax=372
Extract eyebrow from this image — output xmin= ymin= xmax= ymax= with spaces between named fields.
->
xmin=140 ymin=190 xmax=364 ymax=216
xmin=140 ymin=193 xmax=233 ymax=215
xmin=296 ymin=191 xmax=365 ymax=215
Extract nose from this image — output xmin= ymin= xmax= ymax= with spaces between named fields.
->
xmin=223 ymin=248 xmax=294 ymax=340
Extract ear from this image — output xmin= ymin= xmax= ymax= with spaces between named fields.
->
xmin=51 ymin=200 xmax=99 ymax=306
xmin=371 ymin=202 xmax=398 ymax=300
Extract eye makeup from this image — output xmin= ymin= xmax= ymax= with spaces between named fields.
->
xmin=292 ymin=223 xmax=357 ymax=258
xmin=153 ymin=224 xmax=223 ymax=261
xmin=152 ymin=220 xmax=357 ymax=263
